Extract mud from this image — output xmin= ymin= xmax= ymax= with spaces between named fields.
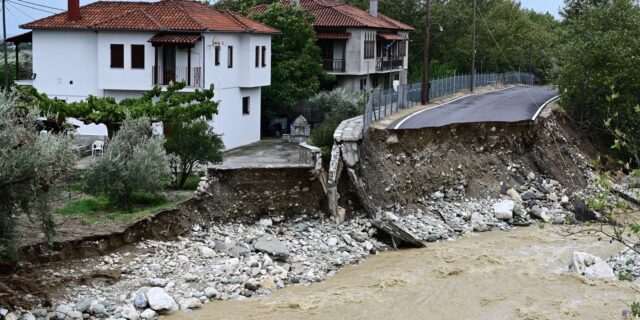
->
xmin=170 ymin=226 xmax=638 ymax=320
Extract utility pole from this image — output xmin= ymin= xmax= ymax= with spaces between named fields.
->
xmin=470 ymin=0 xmax=477 ymax=92
xmin=2 ymin=0 xmax=8 ymax=93
xmin=421 ymin=0 xmax=431 ymax=105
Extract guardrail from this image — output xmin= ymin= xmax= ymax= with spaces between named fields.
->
xmin=363 ymin=72 xmax=535 ymax=130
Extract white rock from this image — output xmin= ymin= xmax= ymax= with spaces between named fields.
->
xmin=204 ymin=287 xmax=218 ymax=299
xmin=493 ymin=200 xmax=515 ymax=220
xmin=55 ymin=305 xmax=82 ymax=319
xmin=4 ymin=312 xmax=17 ymax=320
xmin=140 ymin=309 xmax=156 ymax=320
xmin=471 ymin=212 xmax=489 ymax=232
xmin=0 ymin=308 xmax=8 ymax=317
xmin=568 ymin=252 xmax=615 ymax=279
xmin=147 ymin=287 xmax=177 ymax=311
xmin=199 ymin=246 xmax=215 ymax=258
xmin=23 ymin=313 xmax=36 ymax=320
xmin=91 ymin=303 xmax=105 ymax=315
xmin=149 ymin=278 xmax=167 ymax=287
xmin=133 ymin=292 xmax=148 ymax=309
xmin=506 ymin=188 xmax=523 ymax=204
xmin=259 ymin=218 xmax=273 ymax=227
xmin=122 ymin=304 xmax=140 ymax=320
xmin=327 ymin=237 xmax=338 ymax=247
xmin=183 ymin=273 xmax=199 ymax=282
xmin=180 ymin=298 xmax=202 ymax=310
xmin=527 ymin=172 xmax=536 ymax=180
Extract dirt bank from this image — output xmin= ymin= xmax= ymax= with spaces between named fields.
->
xmin=170 ymin=226 xmax=638 ymax=320
xmin=357 ymin=107 xmax=597 ymax=211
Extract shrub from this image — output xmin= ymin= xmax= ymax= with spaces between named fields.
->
xmin=84 ymin=116 xmax=170 ymax=210
xmin=0 ymin=91 xmax=75 ymax=263
xmin=165 ymin=120 xmax=224 ymax=189
xmin=308 ymin=88 xmax=363 ymax=158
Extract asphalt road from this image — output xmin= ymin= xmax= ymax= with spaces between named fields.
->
xmin=390 ymin=86 xmax=559 ymax=130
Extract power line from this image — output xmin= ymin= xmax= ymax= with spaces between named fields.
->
xmin=7 ymin=0 xmax=57 ymax=14
xmin=8 ymin=1 xmax=34 ymax=20
xmin=13 ymin=0 xmax=63 ymax=12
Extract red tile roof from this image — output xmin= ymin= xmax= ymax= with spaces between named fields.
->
xmin=250 ymin=0 xmax=413 ymax=31
xmin=316 ymin=32 xmax=351 ymax=40
xmin=21 ymin=0 xmax=279 ymax=34
xmin=149 ymin=33 xmax=202 ymax=44
xmin=377 ymin=32 xmax=406 ymax=41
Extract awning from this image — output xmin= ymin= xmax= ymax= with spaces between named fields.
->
xmin=377 ymin=32 xmax=406 ymax=41
xmin=149 ymin=33 xmax=202 ymax=45
xmin=5 ymin=31 xmax=32 ymax=44
xmin=316 ymin=32 xmax=351 ymax=40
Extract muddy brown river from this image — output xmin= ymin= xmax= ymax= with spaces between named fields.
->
xmin=169 ymin=226 xmax=638 ymax=320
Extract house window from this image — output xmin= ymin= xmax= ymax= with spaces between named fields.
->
xmin=364 ymin=32 xmax=375 ymax=60
xmin=398 ymin=40 xmax=407 ymax=58
xmin=214 ymin=45 xmax=221 ymax=66
xmin=110 ymin=44 xmax=124 ymax=68
xmin=228 ymin=46 xmax=234 ymax=68
xmin=255 ymin=46 xmax=260 ymax=68
xmin=261 ymin=46 xmax=267 ymax=67
xmin=242 ymin=97 xmax=250 ymax=115
xmin=394 ymin=74 xmax=400 ymax=81
xmin=360 ymin=78 xmax=367 ymax=91
xmin=131 ymin=45 xmax=145 ymax=69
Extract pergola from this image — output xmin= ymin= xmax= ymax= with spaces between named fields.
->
xmin=4 ymin=31 xmax=33 ymax=80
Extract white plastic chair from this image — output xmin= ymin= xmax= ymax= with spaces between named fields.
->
xmin=92 ymin=140 xmax=105 ymax=157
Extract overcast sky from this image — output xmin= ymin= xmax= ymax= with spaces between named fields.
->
xmin=3 ymin=0 xmax=565 ymax=37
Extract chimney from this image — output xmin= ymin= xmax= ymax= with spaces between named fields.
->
xmin=290 ymin=0 xmax=300 ymax=6
xmin=370 ymin=0 xmax=378 ymax=17
xmin=68 ymin=0 xmax=80 ymax=22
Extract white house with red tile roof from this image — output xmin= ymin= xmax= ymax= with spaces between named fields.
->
xmin=13 ymin=0 xmax=279 ymax=149
xmin=251 ymin=0 xmax=413 ymax=92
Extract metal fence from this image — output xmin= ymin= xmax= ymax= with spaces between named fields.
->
xmin=363 ymin=72 xmax=536 ymax=129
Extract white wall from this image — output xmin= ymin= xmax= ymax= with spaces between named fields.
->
xmin=97 ymin=31 xmax=156 ymax=91
xmin=208 ymin=87 xmax=262 ymax=150
xmin=32 ymin=30 xmax=101 ymax=102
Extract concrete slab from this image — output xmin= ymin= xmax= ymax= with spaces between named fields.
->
xmin=212 ymin=139 xmax=313 ymax=169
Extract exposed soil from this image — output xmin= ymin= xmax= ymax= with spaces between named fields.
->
xmin=357 ymin=106 xmax=599 ymax=211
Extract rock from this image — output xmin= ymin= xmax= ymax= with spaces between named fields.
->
xmin=326 ymin=237 xmax=338 ymax=247
xmin=56 ymin=304 xmax=82 ymax=319
xmin=561 ymin=195 xmax=570 ymax=204
xmin=0 ymin=308 xmax=7 ymax=317
xmin=215 ymin=241 xmax=251 ymax=257
xmin=573 ymin=198 xmax=598 ymax=222
xmin=4 ymin=312 xmax=17 ymax=320
xmin=75 ymin=298 xmax=92 ymax=312
xmin=259 ymin=277 xmax=277 ymax=291
xmin=259 ymin=218 xmax=273 ymax=227
xmin=341 ymin=234 xmax=353 ymax=244
xmin=500 ymin=183 xmax=509 ymax=195
xmin=530 ymin=205 xmax=550 ymax=223
xmin=140 ymin=309 xmax=156 ymax=320
xmin=149 ymin=278 xmax=167 ymax=287
xmin=91 ymin=304 xmax=105 ymax=315
xmin=122 ymin=305 xmax=140 ymax=320
xmin=493 ymin=200 xmax=515 ymax=220
xmin=204 ymin=287 xmax=218 ymax=299
xmin=180 ymin=298 xmax=202 ymax=310
xmin=432 ymin=191 xmax=445 ymax=200
xmin=199 ymin=246 xmax=215 ymax=258
xmin=147 ymin=287 xmax=177 ymax=311
xmin=319 ymin=244 xmax=329 ymax=253
xmin=506 ymin=188 xmax=523 ymax=204
xmin=133 ymin=293 xmax=148 ymax=309
xmin=527 ymin=172 xmax=536 ymax=181
xmin=254 ymin=235 xmax=290 ymax=259
xmin=471 ymin=212 xmax=489 ymax=232
xmin=23 ymin=313 xmax=36 ymax=320
xmin=386 ymin=134 xmax=399 ymax=144
xmin=426 ymin=234 xmax=440 ymax=242
xmin=521 ymin=191 xmax=535 ymax=201
xmin=569 ymin=252 xmax=615 ymax=278
xmin=183 ymin=273 xmax=198 ymax=282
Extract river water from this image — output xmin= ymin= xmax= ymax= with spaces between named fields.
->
xmin=170 ymin=226 xmax=638 ymax=320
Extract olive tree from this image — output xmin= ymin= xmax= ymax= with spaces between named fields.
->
xmin=84 ymin=116 xmax=170 ymax=210
xmin=0 ymin=92 xmax=75 ymax=263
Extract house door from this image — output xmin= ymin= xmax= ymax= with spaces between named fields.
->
xmin=162 ymin=46 xmax=176 ymax=84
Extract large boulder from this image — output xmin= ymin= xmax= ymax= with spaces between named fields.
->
xmin=254 ymin=235 xmax=290 ymax=260
xmin=146 ymin=287 xmax=177 ymax=312
xmin=568 ymin=252 xmax=615 ymax=279
xmin=471 ymin=212 xmax=489 ymax=232
xmin=493 ymin=200 xmax=515 ymax=220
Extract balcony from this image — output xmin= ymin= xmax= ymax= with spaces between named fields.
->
xmin=322 ymin=59 xmax=346 ymax=72
xmin=152 ymin=66 xmax=202 ymax=87
xmin=376 ymin=58 xmax=404 ymax=72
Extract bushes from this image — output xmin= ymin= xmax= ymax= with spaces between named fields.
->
xmin=557 ymin=0 xmax=640 ymax=167
xmin=165 ymin=120 xmax=224 ymax=189
xmin=0 ymin=92 xmax=75 ymax=263
xmin=84 ymin=117 xmax=170 ymax=210
xmin=308 ymin=88 xmax=363 ymax=157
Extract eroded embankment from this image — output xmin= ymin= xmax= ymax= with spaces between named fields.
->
xmin=357 ymin=108 xmax=596 ymax=211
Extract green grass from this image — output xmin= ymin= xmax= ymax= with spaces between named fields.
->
xmin=57 ymin=193 xmax=185 ymax=225
xmin=181 ymin=174 xmax=201 ymax=191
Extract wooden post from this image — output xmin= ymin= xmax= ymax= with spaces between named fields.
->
xmin=187 ymin=47 xmax=191 ymax=86
xmin=154 ymin=46 xmax=158 ymax=85
xmin=15 ymin=43 xmax=18 ymax=80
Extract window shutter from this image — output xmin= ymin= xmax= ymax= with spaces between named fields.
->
xmin=255 ymin=46 xmax=260 ymax=68
xmin=228 ymin=46 xmax=233 ymax=68
xmin=261 ymin=46 xmax=267 ymax=67
xmin=215 ymin=46 xmax=221 ymax=66
xmin=131 ymin=45 xmax=145 ymax=69
xmin=110 ymin=44 xmax=124 ymax=68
